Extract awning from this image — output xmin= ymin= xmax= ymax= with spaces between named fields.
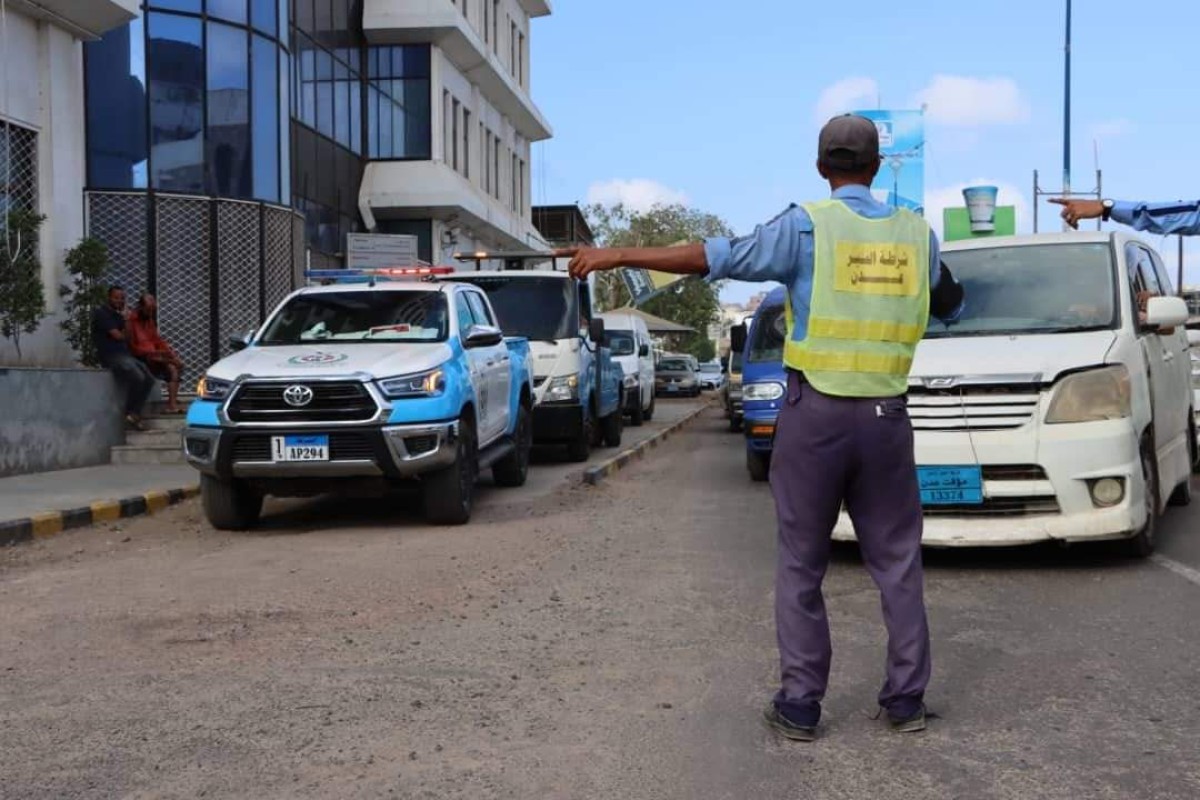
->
xmin=616 ymin=307 xmax=696 ymax=334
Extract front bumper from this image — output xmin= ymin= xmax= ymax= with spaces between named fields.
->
xmin=532 ymin=402 xmax=584 ymax=443
xmin=832 ymin=418 xmax=1146 ymax=547
xmin=183 ymin=422 xmax=459 ymax=481
xmin=656 ymin=379 xmax=698 ymax=395
xmin=743 ymin=408 xmax=779 ymax=454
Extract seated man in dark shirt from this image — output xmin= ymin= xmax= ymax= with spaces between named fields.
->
xmin=92 ymin=285 xmax=156 ymax=430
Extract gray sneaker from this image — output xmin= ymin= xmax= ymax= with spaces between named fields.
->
xmin=887 ymin=704 xmax=928 ymax=733
xmin=763 ymin=703 xmax=818 ymax=742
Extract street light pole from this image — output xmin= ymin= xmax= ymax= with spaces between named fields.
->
xmin=1062 ymin=0 xmax=1072 ymax=230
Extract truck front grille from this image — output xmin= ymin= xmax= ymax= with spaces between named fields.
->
xmin=908 ymin=385 xmax=1040 ymax=432
xmin=227 ymin=382 xmax=378 ymax=423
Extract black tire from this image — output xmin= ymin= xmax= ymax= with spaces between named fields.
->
xmin=602 ymin=408 xmax=623 ymax=448
xmin=747 ymin=449 xmax=770 ymax=482
xmin=493 ymin=401 xmax=532 ymax=488
xmin=201 ymin=474 xmax=263 ymax=530
xmin=644 ymin=393 xmax=655 ymax=422
xmin=566 ymin=409 xmax=592 ymax=463
xmin=1125 ymin=442 xmax=1159 ymax=558
xmin=1190 ymin=413 xmax=1199 ymax=475
xmin=423 ymin=416 xmax=477 ymax=525
xmin=1170 ymin=418 xmax=1193 ymax=506
xmin=629 ymin=393 xmax=645 ymax=427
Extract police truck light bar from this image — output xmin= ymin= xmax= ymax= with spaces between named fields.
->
xmin=305 ymin=267 xmax=455 ymax=285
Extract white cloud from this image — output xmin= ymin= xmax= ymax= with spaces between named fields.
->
xmin=813 ymin=77 xmax=879 ymax=125
xmin=585 ymin=179 xmax=690 ymax=213
xmin=914 ymin=76 xmax=1029 ymax=126
xmin=924 ymin=180 xmax=1032 ymax=241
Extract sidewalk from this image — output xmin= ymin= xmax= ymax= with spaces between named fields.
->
xmin=0 ymin=463 xmax=198 ymax=546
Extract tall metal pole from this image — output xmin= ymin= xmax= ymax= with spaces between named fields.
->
xmin=1062 ymin=0 xmax=1072 ymax=230
xmin=1178 ymin=236 xmax=1185 ymax=296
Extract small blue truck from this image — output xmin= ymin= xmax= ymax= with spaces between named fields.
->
xmin=183 ymin=268 xmax=534 ymax=527
xmin=731 ymin=287 xmax=788 ymax=482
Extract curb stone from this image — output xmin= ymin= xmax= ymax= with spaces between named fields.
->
xmin=582 ymin=403 xmax=711 ymax=486
xmin=0 ymin=485 xmax=200 ymax=548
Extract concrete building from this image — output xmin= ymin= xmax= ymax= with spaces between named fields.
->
xmin=0 ymin=0 xmax=141 ymax=366
xmin=2 ymin=0 xmax=553 ymax=372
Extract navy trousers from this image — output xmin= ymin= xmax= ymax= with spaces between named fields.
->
xmin=769 ymin=371 xmax=930 ymax=724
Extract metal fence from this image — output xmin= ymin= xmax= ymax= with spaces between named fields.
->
xmin=86 ymin=191 xmax=303 ymax=383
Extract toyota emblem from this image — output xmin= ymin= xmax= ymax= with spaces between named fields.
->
xmin=282 ymin=384 xmax=314 ymax=407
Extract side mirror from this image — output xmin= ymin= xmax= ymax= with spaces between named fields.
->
xmin=463 ymin=324 xmax=504 ymax=348
xmin=588 ymin=317 xmax=606 ymax=344
xmin=1143 ymin=296 xmax=1189 ymax=331
xmin=638 ymin=343 xmax=650 ymax=357
xmin=730 ymin=323 xmax=747 ymax=354
xmin=228 ymin=331 xmax=254 ymax=352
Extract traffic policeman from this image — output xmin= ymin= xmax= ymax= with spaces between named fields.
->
xmin=561 ymin=114 xmax=965 ymax=741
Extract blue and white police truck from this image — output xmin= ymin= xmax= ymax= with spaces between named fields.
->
xmin=182 ymin=267 xmax=534 ymax=528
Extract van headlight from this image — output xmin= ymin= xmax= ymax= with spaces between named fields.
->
xmin=743 ymin=381 xmax=785 ymax=401
xmin=1045 ymin=366 xmax=1131 ymax=424
xmin=544 ymin=373 xmax=580 ymax=402
xmin=196 ymin=375 xmax=233 ymax=401
xmin=379 ymin=368 xmax=446 ymax=399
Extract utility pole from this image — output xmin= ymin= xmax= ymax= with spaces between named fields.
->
xmin=1062 ymin=0 xmax=1072 ymax=230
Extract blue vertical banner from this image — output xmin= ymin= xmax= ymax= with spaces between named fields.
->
xmin=853 ymin=109 xmax=925 ymax=216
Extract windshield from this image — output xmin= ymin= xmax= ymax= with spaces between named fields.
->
xmin=608 ymin=330 xmax=636 ymax=356
xmin=658 ymin=358 xmax=691 ymax=372
xmin=260 ymin=291 xmax=448 ymax=344
xmin=928 ymin=243 xmax=1117 ymax=339
xmin=699 ymin=364 xmax=721 ymax=374
xmin=453 ymin=276 xmax=575 ymax=341
xmin=749 ymin=306 xmax=787 ymax=363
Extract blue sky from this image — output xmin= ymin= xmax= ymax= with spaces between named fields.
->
xmin=529 ymin=0 xmax=1200 ymax=302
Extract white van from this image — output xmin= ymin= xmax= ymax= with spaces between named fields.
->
xmin=833 ymin=232 xmax=1197 ymax=556
xmin=599 ymin=311 xmax=655 ymax=425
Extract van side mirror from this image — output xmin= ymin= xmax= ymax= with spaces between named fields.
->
xmin=1187 ymin=329 xmax=1200 ymax=348
xmin=730 ymin=323 xmax=747 ymax=353
xmin=1143 ymin=296 xmax=1189 ymax=331
xmin=588 ymin=317 xmax=606 ymax=344
xmin=639 ymin=343 xmax=650 ymax=357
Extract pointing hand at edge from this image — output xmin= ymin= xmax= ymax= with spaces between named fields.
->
xmin=1048 ymin=198 xmax=1104 ymax=230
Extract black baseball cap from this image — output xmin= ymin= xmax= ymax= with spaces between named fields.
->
xmin=818 ymin=114 xmax=881 ymax=171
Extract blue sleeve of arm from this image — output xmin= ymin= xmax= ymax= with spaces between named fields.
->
xmin=927 ymin=230 xmax=965 ymax=323
xmin=704 ymin=205 xmax=808 ymax=284
xmin=1110 ymin=200 xmax=1200 ymax=236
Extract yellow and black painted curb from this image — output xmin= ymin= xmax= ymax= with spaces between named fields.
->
xmin=0 ymin=485 xmax=200 ymax=548
xmin=583 ymin=404 xmax=711 ymax=487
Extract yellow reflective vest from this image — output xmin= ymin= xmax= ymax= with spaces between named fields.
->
xmin=784 ymin=200 xmax=931 ymax=397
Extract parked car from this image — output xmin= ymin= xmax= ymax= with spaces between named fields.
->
xmin=445 ymin=267 xmax=624 ymax=462
xmin=731 ymin=288 xmax=788 ymax=481
xmin=183 ymin=269 xmax=535 ymax=528
xmin=698 ymin=361 xmax=725 ymax=391
xmin=599 ymin=310 xmax=656 ymax=425
xmin=655 ymin=354 xmax=700 ymax=397
xmin=722 ymin=347 xmax=744 ymax=431
xmin=832 ymin=232 xmax=1197 ymax=556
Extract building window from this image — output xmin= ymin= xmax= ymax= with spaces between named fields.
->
xmin=147 ymin=12 xmax=205 ymax=193
xmin=510 ymin=151 xmax=517 ymax=212
xmin=367 ymin=45 xmax=432 ymax=160
xmin=451 ymin=98 xmax=460 ymax=172
xmin=518 ymin=31 xmax=525 ymax=87
xmin=207 ymin=22 xmax=252 ymax=198
xmin=0 ymin=122 xmax=38 ymax=221
xmin=84 ymin=15 xmax=148 ymax=189
xmin=492 ymin=1 xmax=499 ymax=53
xmin=483 ymin=0 xmax=489 ymax=44
xmin=510 ymin=20 xmax=517 ymax=77
xmin=492 ymin=135 xmax=501 ymax=200
xmin=480 ymin=123 xmax=488 ymax=194
xmin=462 ymin=108 xmax=471 ymax=180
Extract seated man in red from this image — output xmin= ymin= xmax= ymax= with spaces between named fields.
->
xmin=126 ymin=294 xmax=185 ymax=414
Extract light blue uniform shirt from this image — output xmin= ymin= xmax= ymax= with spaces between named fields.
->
xmin=1111 ymin=199 xmax=1200 ymax=236
xmin=703 ymin=185 xmax=955 ymax=343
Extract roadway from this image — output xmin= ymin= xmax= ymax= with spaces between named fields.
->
xmin=2 ymin=402 xmax=1199 ymax=799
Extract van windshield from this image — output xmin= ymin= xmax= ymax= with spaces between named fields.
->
xmin=749 ymin=305 xmax=787 ymax=363
xmin=450 ymin=275 xmax=576 ymax=341
xmin=928 ymin=243 xmax=1117 ymax=339
xmin=607 ymin=330 xmax=636 ymax=356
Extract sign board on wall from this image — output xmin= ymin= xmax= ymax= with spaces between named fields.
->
xmin=346 ymin=233 xmax=420 ymax=269
xmin=852 ymin=109 xmax=925 ymax=216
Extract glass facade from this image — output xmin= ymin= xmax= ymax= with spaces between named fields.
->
xmin=85 ymin=1 xmax=290 ymax=203
xmin=85 ymin=0 xmax=436 ymax=259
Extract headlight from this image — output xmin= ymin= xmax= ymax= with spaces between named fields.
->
xmin=743 ymin=381 xmax=785 ymax=401
xmin=379 ymin=368 xmax=446 ymax=399
xmin=544 ymin=373 xmax=580 ymax=402
xmin=196 ymin=375 xmax=233 ymax=401
xmin=1045 ymin=366 xmax=1131 ymax=423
